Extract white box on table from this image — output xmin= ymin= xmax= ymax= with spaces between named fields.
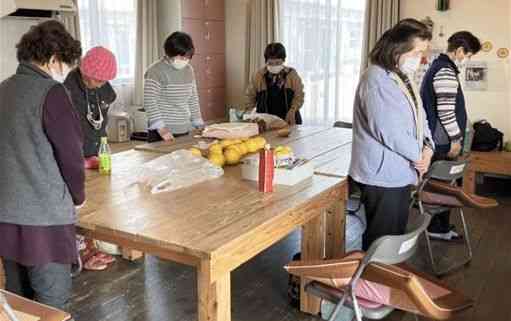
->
xmin=241 ymin=160 xmax=315 ymax=186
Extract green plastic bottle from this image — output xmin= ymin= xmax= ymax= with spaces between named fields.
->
xmin=98 ymin=137 xmax=112 ymax=175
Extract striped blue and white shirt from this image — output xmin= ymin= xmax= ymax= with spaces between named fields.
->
xmin=433 ymin=67 xmax=461 ymax=140
xmin=143 ymin=58 xmax=204 ymax=135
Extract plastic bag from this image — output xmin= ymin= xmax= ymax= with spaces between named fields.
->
xmin=137 ymin=150 xmax=224 ymax=194
xmin=202 ymin=122 xmax=259 ymax=139
xmin=242 ymin=110 xmax=288 ymax=130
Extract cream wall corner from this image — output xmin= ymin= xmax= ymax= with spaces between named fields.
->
xmin=401 ymin=0 xmax=511 ymax=139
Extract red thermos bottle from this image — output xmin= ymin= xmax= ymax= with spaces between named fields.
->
xmin=258 ymin=145 xmax=274 ymax=192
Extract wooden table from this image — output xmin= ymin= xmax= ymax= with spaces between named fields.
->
xmin=463 ymin=151 xmax=511 ymax=194
xmin=135 ymin=126 xmax=353 ymax=179
xmin=78 ymin=126 xmax=352 ymax=321
xmin=0 ymin=290 xmax=70 ymax=321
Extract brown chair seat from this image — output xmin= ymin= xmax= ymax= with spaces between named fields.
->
xmin=420 ymin=179 xmax=498 ymax=209
xmin=285 ymin=252 xmax=473 ymax=320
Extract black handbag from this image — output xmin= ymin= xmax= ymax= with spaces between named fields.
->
xmin=471 ymin=120 xmax=504 ymax=152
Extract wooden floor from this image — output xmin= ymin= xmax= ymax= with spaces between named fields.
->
xmin=66 ymin=176 xmax=511 ymax=321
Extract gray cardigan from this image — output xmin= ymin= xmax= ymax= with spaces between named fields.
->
xmin=349 ymin=65 xmax=433 ymax=188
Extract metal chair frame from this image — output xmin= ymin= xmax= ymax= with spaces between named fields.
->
xmin=307 ymin=214 xmax=431 ymax=321
xmin=411 ymin=159 xmax=473 ymax=276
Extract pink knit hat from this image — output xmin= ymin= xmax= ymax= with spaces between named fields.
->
xmin=80 ymin=46 xmax=117 ymax=81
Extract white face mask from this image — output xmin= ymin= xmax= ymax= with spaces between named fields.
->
xmin=50 ymin=63 xmax=71 ymax=83
xmin=399 ymin=56 xmax=421 ymax=75
xmin=267 ymin=65 xmax=284 ymax=74
xmin=171 ymin=58 xmax=189 ymax=70
xmin=455 ymin=57 xmax=468 ymax=69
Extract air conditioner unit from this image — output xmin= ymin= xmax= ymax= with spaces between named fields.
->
xmin=0 ymin=0 xmax=76 ymax=19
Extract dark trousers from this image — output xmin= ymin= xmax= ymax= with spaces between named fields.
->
xmin=357 ymin=182 xmax=412 ymax=250
xmin=3 ymin=259 xmax=72 ymax=310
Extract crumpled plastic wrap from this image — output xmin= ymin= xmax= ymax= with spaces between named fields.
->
xmin=137 ymin=150 xmax=224 ymax=194
xmin=242 ymin=111 xmax=288 ymax=130
xmin=202 ymin=122 xmax=259 ymax=139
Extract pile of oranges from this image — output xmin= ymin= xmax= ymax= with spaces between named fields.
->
xmin=189 ymin=136 xmax=268 ymax=167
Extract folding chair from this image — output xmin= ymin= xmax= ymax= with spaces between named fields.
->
xmin=293 ymin=214 xmax=432 ymax=321
xmin=411 ymin=159 xmax=498 ymax=276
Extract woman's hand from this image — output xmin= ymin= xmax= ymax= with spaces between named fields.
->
xmin=414 ymin=146 xmax=433 ymax=178
xmin=75 ymin=200 xmax=86 ymax=210
xmin=191 ymin=126 xmax=204 ymax=136
xmin=285 ymin=110 xmax=296 ymax=126
xmin=447 ymin=141 xmax=462 ymax=159
xmin=158 ymin=127 xmax=175 ymax=142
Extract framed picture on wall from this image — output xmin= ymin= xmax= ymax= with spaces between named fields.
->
xmin=464 ymin=61 xmax=488 ymax=91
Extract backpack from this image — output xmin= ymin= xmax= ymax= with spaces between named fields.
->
xmin=471 ymin=120 xmax=504 ymax=152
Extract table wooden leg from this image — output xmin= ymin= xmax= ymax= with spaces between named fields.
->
xmin=325 ymin=199 xmax=345 ymax=260
xmin=464 ymin=169 xmax=476 ymax=194
xmin=198 ymin=260 xmax=231 ymax=321
xmin=300 ymin=213 xmax=324 ymax=315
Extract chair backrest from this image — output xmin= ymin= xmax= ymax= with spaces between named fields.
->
xmin=364 ymin=213 xmax=431 ymax=266
xmin=333 ymin=121 xmax=353 ymax=129
xmin=425 ymin=159 xmax=470 ymax=182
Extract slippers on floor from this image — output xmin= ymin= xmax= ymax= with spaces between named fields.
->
xmin=94 ymin=252 xmax=116 ymax=265
xmin=83 ymin=255 xmax=108 ymax=271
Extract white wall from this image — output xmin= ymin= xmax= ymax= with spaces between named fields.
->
xmin=0 ymin=18 xmax=45 ymax=82
xmin=225 ymin=0 xmax=250 ymax=109
xmin=401 ymin=0 xmax=511 ymax=138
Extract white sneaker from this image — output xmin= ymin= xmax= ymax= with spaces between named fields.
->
xmin=428 ymin=230 xmax=463 ymax=242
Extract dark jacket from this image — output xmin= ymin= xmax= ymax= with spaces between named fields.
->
xmin=64 ymin=68 xmax=116 ymax=157
xmin=420 ymin=54 xmax=467 ymax=154
xmin=245 ymin=67 xmax=305 ymax=124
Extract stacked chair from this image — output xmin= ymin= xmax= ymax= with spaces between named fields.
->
xmin=286 ymin=214 xmax=474 ymax=320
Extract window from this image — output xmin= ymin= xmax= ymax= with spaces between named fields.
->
xmin=78 ymin=0 xmax=137 ymax=83
xmin=280 ymin=0 xmax=366 ymax=125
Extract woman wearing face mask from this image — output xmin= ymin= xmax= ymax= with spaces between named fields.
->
xmin=0 ymin=20 xmax=84 ymax=309
xmin=144 ymin=31 xmax=203 ymax=142
xmin=349 ymin=19 xmax=435 ymax=250
xmin=245 ymin=42 xmax=305 ymax=125
xmin=64 ymin=46 xmax=118 ymax=169
xmin=420 ymin=31 xmax=481 ymax=241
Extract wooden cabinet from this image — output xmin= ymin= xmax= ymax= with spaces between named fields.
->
xmin=205 ymin=0 xmax=225 ymax=21
xmin=204 ymin=21 xmax=225 ymax=54
xmin=182 ymin=0 xmax=224 ymax=20
xmin=182 ymin=0 xmax=226 ymax=121
xmin=191 ymin=54 xmax=225 ymax=89
xmin=182 ymin=19 xmax=206 ymax=54
xmin=199 ymin=87 xmax=226 ymax=120
xmin=182 ymin=20 xmax=225 ymax=55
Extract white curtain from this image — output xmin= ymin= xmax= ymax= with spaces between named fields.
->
xmin=78 ymin=0 xmax=137 ymax=105
xmin=57 ymin=0 xmax=81 ymax=41
xmin=279 ymin=0 xmax=366 ymax=125
xmin=360 ymin=0 xmax=400 ymax=69
xmin=133 ymin=0 xmax=159 ymax=106
xmin=248 ymin=0 xmax=280 ymax=81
